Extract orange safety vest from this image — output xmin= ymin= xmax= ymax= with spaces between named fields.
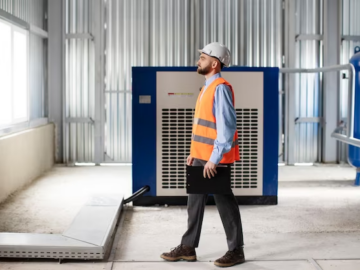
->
xmin=190 ymin=77 xmax=240 ymax=164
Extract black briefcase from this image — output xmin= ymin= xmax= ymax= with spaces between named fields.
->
xmin=186 ymin=165 xmax=232 ymax=194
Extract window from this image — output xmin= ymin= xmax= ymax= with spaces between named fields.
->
xmin=0 ymin=19 xmax=29 ymax=127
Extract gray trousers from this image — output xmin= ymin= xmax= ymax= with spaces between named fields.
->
xmin=181 ymin=159 xmax=244 ymax=251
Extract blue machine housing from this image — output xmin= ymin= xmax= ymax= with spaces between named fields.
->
xmin=349 ymin=51 xmax=360 ymax=185
xmin=132 ymin=67 xmax=279 ymax=205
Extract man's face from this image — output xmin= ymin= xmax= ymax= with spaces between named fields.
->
xmin=197 ymin=53 xmax=213 ymax=75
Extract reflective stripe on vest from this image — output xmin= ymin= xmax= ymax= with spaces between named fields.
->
xmin=192 ymin=133 xmax=239 ymax=147
xmin=193 ymin=117 xmax=217 ymax=130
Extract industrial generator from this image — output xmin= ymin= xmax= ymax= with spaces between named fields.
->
xmin=132 ymin=67 xmax=279 ymax=205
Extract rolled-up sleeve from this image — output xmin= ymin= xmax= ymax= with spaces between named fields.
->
xmin=209 ymin=84 xmax=237 ymax=164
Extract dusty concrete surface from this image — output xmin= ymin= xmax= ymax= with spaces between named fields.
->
xmin=278 ymin=164 xmax=356 ymax=182
xmin=0 ymin=260 xmax=318 ymax=270
xmin=0 ymin=165 xmax=132 ymax=234
xmin=110 ymin=178 xmax=360 ymax=269
xmin=114 ymin=184 xmax=360 ymax=260
xmin=0 ymin=165 xmax=360 ymax=269
xmin=0 ymin=261 xmax=107 ymax=270
xmin=317 ymin=260 xmax=360 ymax=270
xmin=0 ymin=164 xmax=355 ymax=234
xmin=112 ymin=260 xmax=316 ymax=270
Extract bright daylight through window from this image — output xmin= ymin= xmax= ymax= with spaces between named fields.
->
xmin=0 ymin=19 xmax=29 ymax=127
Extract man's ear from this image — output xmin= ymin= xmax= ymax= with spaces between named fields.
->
xmin=212 ymin=60 xmax=218 ymax=69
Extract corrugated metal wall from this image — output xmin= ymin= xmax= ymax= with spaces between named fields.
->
xmin=339 ymin=0 xmax=360 ymax=163
xmin=105 ymin=0 xmax=282 ymax=163
xmin=0 ymin=0 xmax=45 ymax=28
xmin=293 ymin=0 xmax=322 ymax=163
xmin=64 ymin=0 xmax=95 ymax=163
xmin=150 ymin=0 xmax=191 ymax=66
xmin=0 ymin=0 xmax=46 ymax=120
xmin=105 ymin=0 xmax=149 ymax=162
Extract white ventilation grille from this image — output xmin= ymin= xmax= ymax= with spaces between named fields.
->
xmin=232 ymin=109 xmax=259 ymax=189
xmin=161 ymin=108 xmax=194 ymax=189
xmin=161 ymin=108 xmax=259 ymax=191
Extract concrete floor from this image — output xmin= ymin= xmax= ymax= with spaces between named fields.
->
xmin=0 ymin=165 xmax=360 ymax=269
xmin=0 ymin=165 xmax=132 ymax=234
xmin=278 ymin=163 xmax=357 ymax=182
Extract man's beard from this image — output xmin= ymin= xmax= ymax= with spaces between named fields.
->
xmin=197 ymin=64 xmax=211 ymax=75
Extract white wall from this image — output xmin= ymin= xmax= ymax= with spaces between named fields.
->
xmin=0 ymin=124 xmax=54 ymax=204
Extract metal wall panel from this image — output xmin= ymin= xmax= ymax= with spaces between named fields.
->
xmin=65 ymin=0 xmax=95 ymax=163
xmin=293 ymin=0 xmax=322 ymax=163
xmin=105 ymin=0 xmax=282 ymax=163
xmin=104 ymin=0 xmax=150 ymax=162
xmin=0 ymin=0 xmax=44 ymax=29
xmin=339 ymin=0 xmax=360 ymax=162
xmin=0 ymin=0 xmax=12 ymax=13
xmin=150 ymin=0 xmax=191 ymax=66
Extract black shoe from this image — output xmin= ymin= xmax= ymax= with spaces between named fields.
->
xmin=214 ymin=247 xmax=245 ymax=267
xmin=160 ymin=244 xmax=197 ymax=262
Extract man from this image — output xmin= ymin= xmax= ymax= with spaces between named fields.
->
xmin=160 ymin=42 xmax=245 ymax=268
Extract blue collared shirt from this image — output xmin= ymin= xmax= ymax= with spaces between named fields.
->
xmin=200 ymin=73 xmax=237 ymax=164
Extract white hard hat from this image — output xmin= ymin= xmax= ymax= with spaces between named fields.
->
xmin=198 ymin=42 xmax=231 ymax=67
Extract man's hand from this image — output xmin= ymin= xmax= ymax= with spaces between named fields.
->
xmin=204 ymin=161 xmax=217 ymax=179
xmin=187 ymin=155 xmax=194 ymax=166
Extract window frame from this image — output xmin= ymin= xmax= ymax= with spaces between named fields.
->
xmin=0 ymin=18 xmax=30 ymax=130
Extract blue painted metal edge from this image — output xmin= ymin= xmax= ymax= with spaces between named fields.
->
xmin=262 ymin=68 xmax=279 ymax=196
